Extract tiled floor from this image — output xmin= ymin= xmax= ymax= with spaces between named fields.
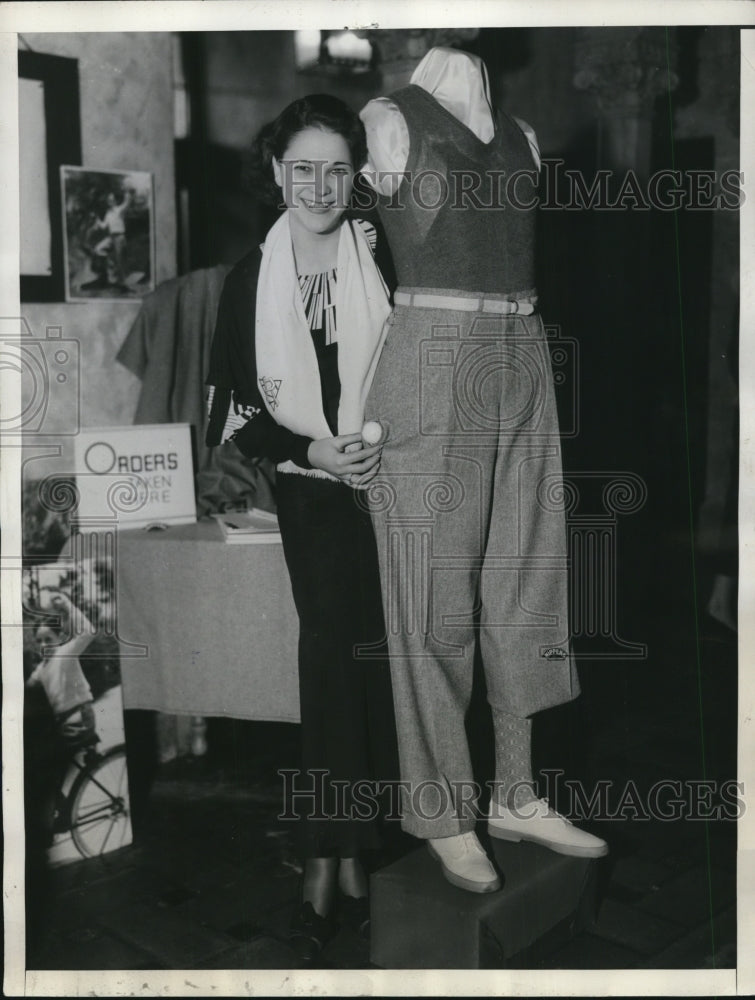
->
xmin=25 ymin=590 xmax=737 ymax=972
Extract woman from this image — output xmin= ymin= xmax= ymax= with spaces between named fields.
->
xmin=205 ymin=94 xmax=397 ymax=962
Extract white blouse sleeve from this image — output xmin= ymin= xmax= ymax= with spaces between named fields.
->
xmin=513 ymin=116 xmax=541 ymax=171
xmin=359 ymin=98 xmax=410 ymax=196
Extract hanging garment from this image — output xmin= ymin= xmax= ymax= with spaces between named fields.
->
xmin=117 ymin=265 xmax=275 ymax=515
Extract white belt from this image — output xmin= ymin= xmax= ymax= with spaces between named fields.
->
xmin=394 ymin=290 xmax=536 ymax=315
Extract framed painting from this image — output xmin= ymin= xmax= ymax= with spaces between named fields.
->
xmin=18 ymin=49 xmax=81 ymax=302
xmin=61 ymin=166 xmax=155 ymax=301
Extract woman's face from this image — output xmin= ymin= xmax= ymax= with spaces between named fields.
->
xmin=273 ymin=127 xmax=354 ymax=237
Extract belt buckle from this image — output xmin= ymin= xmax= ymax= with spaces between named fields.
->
xmin=483 ymin=297 xmax=518 ymax=315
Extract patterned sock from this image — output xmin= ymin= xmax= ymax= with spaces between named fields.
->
xmin=490 ymin=708 xmax=538 ymax=810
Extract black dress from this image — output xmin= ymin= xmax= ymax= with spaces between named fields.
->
xmin=206 ymin=229 xmax=398 ymax=858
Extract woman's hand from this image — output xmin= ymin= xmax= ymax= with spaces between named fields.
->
xmin=307 ymin=433 xmax=382 ymax=487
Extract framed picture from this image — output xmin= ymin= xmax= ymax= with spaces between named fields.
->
xmin=61 ymin=166 xmax=155 ymax=302
xmin=19 ymin=50 xmax=82 ymax=302
xmin=22 ymin=558 xmax=133 ymax=866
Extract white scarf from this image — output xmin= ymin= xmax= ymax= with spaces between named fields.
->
xmin=255 ymin=212 xmax=391 ymax=477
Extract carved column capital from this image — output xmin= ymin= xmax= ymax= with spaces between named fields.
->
xmin=573 ymin=27 xmax=679 ymax=175
xmin=365 ymin=28 xmax=480 ymax=88
xmin=573 ymin=27 xmax=678 ymax=120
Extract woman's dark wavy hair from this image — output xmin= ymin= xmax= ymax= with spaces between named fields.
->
xmin=246 ymin=93 xmax=367 ymax=208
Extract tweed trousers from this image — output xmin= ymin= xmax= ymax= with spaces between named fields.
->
xmin=364 ymin=290 xmax=579 ymax=838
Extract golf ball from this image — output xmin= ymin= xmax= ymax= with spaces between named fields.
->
xmin=361 ymin=420 xmax=383 ymax=445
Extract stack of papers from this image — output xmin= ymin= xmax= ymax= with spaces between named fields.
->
xmin=210 ymin=508 xmax=281 ymax=544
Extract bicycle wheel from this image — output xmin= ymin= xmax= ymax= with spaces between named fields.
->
xmin=69 ymin=745 xmax=130 ymax=858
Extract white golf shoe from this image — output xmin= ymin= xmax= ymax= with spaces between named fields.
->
xmin=427 ymin=831 xmax=502 ymax=893
xmin=488 ymin=797 xmax=608 ymax=858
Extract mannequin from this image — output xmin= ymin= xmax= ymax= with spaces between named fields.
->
xmin=360 ymin=48 xmax=607 ymax=894
xmin=361 ymin=47 xmax=540 ymax=195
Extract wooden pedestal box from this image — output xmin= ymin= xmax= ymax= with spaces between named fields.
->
xmin=370 ymin=836 xmax=598 ymax=969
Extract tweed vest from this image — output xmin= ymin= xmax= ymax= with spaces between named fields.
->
xmin=376 ymin=84 xmax=538 ymax=295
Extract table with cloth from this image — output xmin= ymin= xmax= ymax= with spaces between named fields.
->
xmin=114 ymin=521 xmax=301 ymax=740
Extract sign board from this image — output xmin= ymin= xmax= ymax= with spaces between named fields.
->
xmin=74 ymin=423 xmax=197 ymax=529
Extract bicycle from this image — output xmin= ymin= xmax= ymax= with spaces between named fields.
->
xmin=25 ymin=585 xmax=132 ymax=861
xmin=53 ymin=742 xmax=131 ymax=859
